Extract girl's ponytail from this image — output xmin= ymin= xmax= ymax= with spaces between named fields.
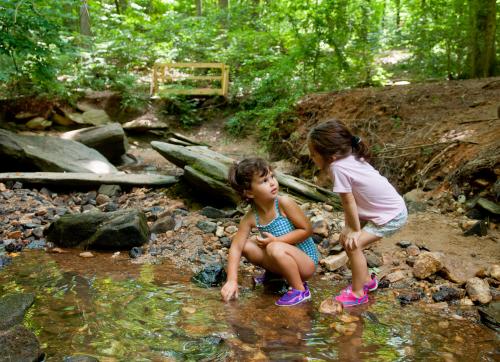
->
xmin=351 ymin=136 xmax=371 ymax=161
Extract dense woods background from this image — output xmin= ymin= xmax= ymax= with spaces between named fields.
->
xmin=0 ymin=0 xmax=498 ymax=140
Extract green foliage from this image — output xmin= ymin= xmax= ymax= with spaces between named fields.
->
xmin=0 ymin=0 xmax=497 ymax=141
xmin=161 ymin=95 xmax=202 ymax=128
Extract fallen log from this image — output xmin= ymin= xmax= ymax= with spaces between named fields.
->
xmin=0 ymin=172 xmax=178 ymax=187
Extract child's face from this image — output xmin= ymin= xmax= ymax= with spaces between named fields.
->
xmin=308 ymin=142 xmax=327 ymax=168
xmin=244 ymin=169 xmax=278 ymax=201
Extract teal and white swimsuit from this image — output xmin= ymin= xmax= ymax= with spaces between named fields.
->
xmin=254 ymin=198 xmax=319 ymax=265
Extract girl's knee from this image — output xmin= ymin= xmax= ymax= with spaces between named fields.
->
xmin=265 ymin=241 xmax=285 ymax=258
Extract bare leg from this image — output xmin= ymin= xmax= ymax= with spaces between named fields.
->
xmin=265 ymin=242 xmax=316 ymax=291
xmin=346 ymin=231 xmax=381 ymax=297
xmin=242 ymin=240 xmax=316 ymax=290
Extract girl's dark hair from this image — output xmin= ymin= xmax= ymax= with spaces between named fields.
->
xmin=228 ymin=157 xmax=272 ymax=197
xmin=307 ymin=119 xmax=371 ymax=164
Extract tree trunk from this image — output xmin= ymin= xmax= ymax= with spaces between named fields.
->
xmin=79 ymin=0 xmax=92 ymax=36
xmin=196 ymin=0 xmax=202 ymax=16
xmin=467 ymin=0 xmax=496 ymax=77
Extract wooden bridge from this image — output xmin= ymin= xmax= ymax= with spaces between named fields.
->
xmin=150 ymin=62 xmax=229 ymax=98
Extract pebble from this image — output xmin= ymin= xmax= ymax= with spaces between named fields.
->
xmin=79 ymin=251 xmax=94 ymax=258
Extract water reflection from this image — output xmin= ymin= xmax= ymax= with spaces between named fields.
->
xmin=1 ymin=251 xmax=498 ymax=361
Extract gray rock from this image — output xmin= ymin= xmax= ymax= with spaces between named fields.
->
xmin=191 ymin=264 xmax=227 ymax=288
xmin=365 ymin=250 xmax=383 ymax=268
xmin=98 ymin=184 xmax=121 ymax=197
xmin=0 ymin=325 xmax=42 ymax=362
xmin=478 ymin=301 xmax=500 ymax=332
xmin=200 ymin=206 xmax=227 ymax=219
xmin=0 ymin=129 xmax=117 ymax=173
xmin=432 ymin=286 xmax=464 ymax=302
xmin=477 ymin=197 xmax=500 ymax=215
xmin=196 ymin=220 xmax=217 ymax=234
xmin=0 ymin=293 xmax=35 ymax=330
xmin=46 ymin=209 xmax=149 ymax=250
xmin=151 ymin=215 xmax=176 ymax=233
xmin=463 ymin=220 xmax=488 ymax=236
xmin=61 ymin=123 xmax=128 ymax=162
xmin=397 ymin=240 xmax=412 ymax=248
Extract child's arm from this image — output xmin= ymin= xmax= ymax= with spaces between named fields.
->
xmin=258 ymin=195 xmax=312 ymax=246
xmin=339 ymin=192 xmax=362 ymax=250
xmin=221 ymin=212 xmax=253 ymax=302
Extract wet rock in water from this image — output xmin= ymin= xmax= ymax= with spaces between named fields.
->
xmin=412 ymin=252 xmax=444 ymax=279
xmin=5 ymin=243 xmax=23 ymax=253
xmin=432 ymin=286 xmax=464 ymax=302
xmin=129 ymin=247 xmax=142 ymax=259
xmin=196 ymin=220 xmax=217 ymax=234
xmin=63 ymin=355 xmax=100 ymax=362
xmin=0 ymin=255 xmax=12 ymax=269
xmin=0 ymin=293 xmax=35 ymax=330
xmin=46 ymin=209 xmax=149 ymax=250
xmin=378 ymin=278 xmax=390 ymax=289
xmin=397 ymin=290 xmax=424 ymax=305
xmin=463 ymin=220 xmax=488 ymax=236
xmin=151 ymin=215 xmax=176 ymax=234
xmin=478 ymin=301 xmax=500 ymax=332
xmin=200 ymin=206 xmax=227 ymax=219
xmin=26 ymin=239 xmax=46 ymax=250
xmin=0 ymin=325 xmax=42 ymax=362
xmin=319 ymin=297 xmax=343 ymax=315
xmin=191 ymin=264 xmax=227 ymax=288
xmin=466 ymin=277 xmax=492 ymax=304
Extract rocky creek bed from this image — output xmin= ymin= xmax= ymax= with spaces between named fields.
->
xmin=0 ymin=179 xmax=499 ymax=361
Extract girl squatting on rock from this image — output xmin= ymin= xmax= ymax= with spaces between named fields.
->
xmin=221 ymin=157 xmax=319 ymax=306
xmin=308 ymin=119 xmax=408 ymax=307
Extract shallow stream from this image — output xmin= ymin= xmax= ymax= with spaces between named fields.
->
xmin=1 ymin=250 xmax=498 ymax=361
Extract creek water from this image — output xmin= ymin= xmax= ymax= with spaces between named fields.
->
xmin=1 ymin=250 xmax=498 ymax=361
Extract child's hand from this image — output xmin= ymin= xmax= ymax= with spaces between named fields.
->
xmin=256 ymin=232 xmax=276 ymax=248
xmin=221 ymin=280 xmax=238 ymax=302
xmin=340 ymin=229 xmax=362 ymax=251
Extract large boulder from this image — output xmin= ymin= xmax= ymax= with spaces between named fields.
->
xmin=0 ymin=129 xmax=117 ymax=173
xmin=0 ymin=293 xmax=35 ymax=330
xmin=0 ymin=325 xmax=42 ymax=362
xmin=61 ymin=123 xmax=128 ymax=162
xmin=46 ymin=209 xmax=149 ymax=250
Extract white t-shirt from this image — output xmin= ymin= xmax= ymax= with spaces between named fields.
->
xmin=330 ymin=155 xmax=406 ymax=225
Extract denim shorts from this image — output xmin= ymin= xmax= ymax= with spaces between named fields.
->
xmin=363 ymin=210 xmax=408 ymax=238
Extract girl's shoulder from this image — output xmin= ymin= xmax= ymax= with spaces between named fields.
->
xmin=241 ymin=209 xmax=257 ymax=228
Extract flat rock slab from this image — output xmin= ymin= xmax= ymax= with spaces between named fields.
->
xmin=0 ymin=129 xmax=117 ymax=173
xmin=0 ymin=172 xmax=178 ymax=188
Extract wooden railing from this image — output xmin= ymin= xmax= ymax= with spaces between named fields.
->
xmin=150 ymin=62 xmax=229 ymax=98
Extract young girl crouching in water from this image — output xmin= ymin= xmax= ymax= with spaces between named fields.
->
xmin=308 ymin=120 xmax=407 ymax=307
xmin=220 ymin=157 xmax=319 ymax=306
